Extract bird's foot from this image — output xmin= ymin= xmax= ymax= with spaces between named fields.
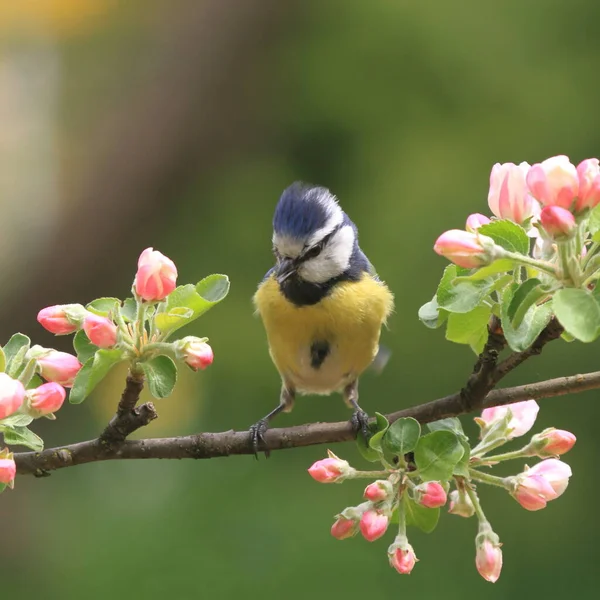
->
xmin=351 ymin=409 xmax=371 ymax=443
xmin=249 ymin=418 xmax=271 ymax=459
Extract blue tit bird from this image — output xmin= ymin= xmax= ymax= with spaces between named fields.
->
xmin=250 ymin=182 xmax=394 ymax=453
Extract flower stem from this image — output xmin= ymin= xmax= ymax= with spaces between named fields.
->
xmin=468 ymin=468 xmax=510 ymax=489
xmin=499 ymin=250 xmax=557 ymax=277
xmin=582 ymin=241 xmax=600 ymax=270
xmin=484 ymin=447 xmax=532 ymax=462
xmin=396 ymin=493 xmax=407 ymax=539
xmin=471 ymin=438 xmax=507 ymax=457
xmin=135 ymin=300 xmax=147 ymax=349
xmin=351 ymin=470 xmax=393 ymax=479
xmin=464 ymin=484 xmax=487 ymax=523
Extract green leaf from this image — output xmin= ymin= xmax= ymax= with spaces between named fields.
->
xmin=403 ymin=496 xmax=440 ymax=533
xmin=589 ymin=205 xmax=600 ymax=236
xmin=73 ymin=330 xmax=99 ymax=364
xmin=383 ymin=417 xmax=421 ymax=455
xmin=69 ymin=349 xmax=125 ymax=404
xmin=0 ymin=347 xmax=5 ymax=373
xmin=445 ymin=305 xmax=491 ymax=351
xmin=507 ymin=278 xmax=550 ymax=329
xmin=0 ymin=413 xmax=34 ymax=427
xmin=140 ymin=355 xmax=178 ymax=399
xmin=85 ymin=297 xmax=120 ymax=317
xmin=553 ymin=288 xmax=600 ymax=342
xmin=3 ymin=333 xmax=31 ymax=377
xmin=478 ymin=220 xmax=529 ymax=255
xmin=500 ymin=284 xmax=554 ymax=352
xmin=368 ymin=412 xmax=390 ymax=452
xmin=453 ymin=439 xmax=471 ymax=477
xmin=155 ymin=274 xmax=230 ymax=334
xmin=418 ymin=296 xmax=449 ymax=329
xmin=427 ymin=417 xmax=467 ymax=441
xmin=121 ymin=298 xmax=137 ymax=322
xmin=414 ymin=431 xmax=464 ymax=482
xmin=453 ymin=258 xmax=515 ymax=282
xmin=436 ymin=265 xmax=495 ymax=314
xmin=26 ymin=375 xmax=44 ymax=390
xmin=0 ymin=483 xmax=6 ymax=494
xmin=196 ymin=274 xmax=230 ymax=302
xmin=357 ymin=422 xmax=385 ymax=462
xmin=1 ymin=425 xmax=44 ymax=451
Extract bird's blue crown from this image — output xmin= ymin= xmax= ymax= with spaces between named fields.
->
xmin=273 ymin=182 xmax=341 ymax=240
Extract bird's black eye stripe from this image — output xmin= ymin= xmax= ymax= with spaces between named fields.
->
xmin=301 ymin=226 xmax=340 ymax=261
xmin=303 ymin=245 xmax=322 ymax=260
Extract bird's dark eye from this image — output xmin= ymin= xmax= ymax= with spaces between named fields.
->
xmin=303 ymin=245 xmax=322 ymax=260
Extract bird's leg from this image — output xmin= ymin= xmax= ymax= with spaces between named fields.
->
xmin=249 ymin=384 xmax=295 ymax=458
xmin=344 ymin=379 xmax=370 ymax=442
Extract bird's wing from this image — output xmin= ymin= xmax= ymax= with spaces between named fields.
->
xmin=261 ymin=266 xmax=276 ymax=283
xmin=356 ymin=248 xmax=381 ymax=281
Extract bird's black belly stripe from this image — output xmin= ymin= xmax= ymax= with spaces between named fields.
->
xmin=310 ymin=340 xmax=330 ymax=369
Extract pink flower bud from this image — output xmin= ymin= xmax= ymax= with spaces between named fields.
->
xmin=479 ymin=400 xmax=539 ymax=439
xmin=308 ymin=454 xmax=353 ymax=483
xmin=83 ymin=314 xmax=118 ymax=349
xmin=465 ymin=213 xmax=491 ymax=232
xmin=539 ymin=206 xmax=576 ymax=239
xmin=415 ymin=481 xmax=447 ymax=508
xmin=363 ymin=480 xmax=392 ymax=502
xmin=448 ymin=488 xmax=475 ymax=518
xmin=37 ymin=305 xmax=80 ymax=335
xmin=488 ymin=162 xmax=539 ymax=224
xmin=526 ymin=155 xmax=579 ymax=209
xmin=532 ymin=428 xmax=576 ymax=457
xmin=135 ymin=247 xmax=178 ymax=302
xmin=511 ymin=459 xmax=572 ymax=511
xmin=0 ymin=373 xmax=25 ymax=420
xmin=331 ymin=517 xmax=359 ymax=540
xmin=576 ymin=158 xmax=600 ymax=212
xmin=359 ymin=509 xmax=389 ymax=542
xmin=28 ymin=382 xmax=66 ymax=417
xmin=475 ymin=535 xmax=503 ymax=583
xmin=389 ymin=542 xmax=418 ymax=575
xmin=177 ymin=337 xmax=214 ymax=371
xmin=433 ymin=230 xmax=496 ymax=269
xmin=0 ymin=457 xmax=16 ymax=487
xmin=37 ymin=351 xmax=82 ymax=388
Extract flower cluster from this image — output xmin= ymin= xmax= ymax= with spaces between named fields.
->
xmin=0 ymin=347 xmax=82 ymax=491
xmin=1 ymin=247 xmax=228 ymax=494
xmin=434 ymin=156 xmax=599 ymax=269
xmin=308 ymin=401 xmax=575 ymax=582
xmin=422 ymin=155 xmax=600 ymax=353
xmin=35 ymin=247 xmax=218 ymax=384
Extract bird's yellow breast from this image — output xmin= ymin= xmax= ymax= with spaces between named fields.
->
xmin=253 ymin=274 xmax=394 ymax=394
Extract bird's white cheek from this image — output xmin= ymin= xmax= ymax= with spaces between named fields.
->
xmin=299 ymin=226 xmax=355 ymax=283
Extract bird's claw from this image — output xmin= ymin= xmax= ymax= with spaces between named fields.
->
xmin=351 ymin=409 xmax=371 ymax=443
xmin=249 ymin=418 xmax=271 ymax=459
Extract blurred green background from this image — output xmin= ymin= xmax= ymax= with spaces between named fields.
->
xmin=1 ymin=0 xmax=597 ymax=597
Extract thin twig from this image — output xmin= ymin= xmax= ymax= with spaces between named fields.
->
xmin=98 ymin=372 xmax=151 ymax=447
xmin=14 ymin=370 xmax=600 ymax=475
xmin=493 ymin=319 xmax=564 ymax=383
xmin=458 ymin=316 xmax=506 ymax=411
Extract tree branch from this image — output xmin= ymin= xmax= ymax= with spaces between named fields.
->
xmin=14 ymin=370 xmax=600 ymax=475
xmin=10 ymin=317 xmax=571 ymax=477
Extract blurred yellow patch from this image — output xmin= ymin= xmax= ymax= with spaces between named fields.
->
xmin=88 ymin=361 xmax=205 ymax=436
xmin=0 ymin=0 xmax=114 ymax=36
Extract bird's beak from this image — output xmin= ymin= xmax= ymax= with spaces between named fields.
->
xmin=276 ymin=257 xmax=296 ymax=284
